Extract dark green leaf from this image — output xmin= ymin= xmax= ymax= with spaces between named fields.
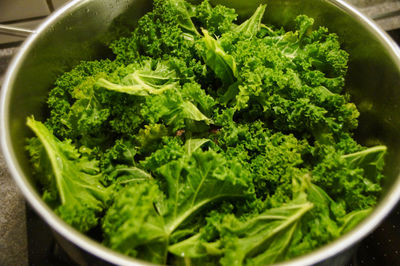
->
xmin=232 ymin=4 xmax=266 ymax=38
xmin=158 ymin=149 xmax=252 ymax=234
xmin=26 ymin=117 xmax=109 ymax=232
xmin=200 ymin=29 xmax=237 ymax=85
xmin=96 ymin=61 xmax=179 ymax=96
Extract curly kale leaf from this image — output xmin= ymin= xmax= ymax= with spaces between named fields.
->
xmin=45 ymin=59 xmax=117 ymax=142
xmin=140 ymin=136 xmax=186 ymax=172
xmin=194 ymin=0 xmax=237 ymax=36
xmin=141 ymin=82 xmax=214 ymax=130
xmin=213 ymin=112 xmax=308 ymax=206
xmin=342 ymin=145 xmax=386 ymax=182
xmin=26 ymin=117 xmax=109 ymax=232
xmin=184 ymin=138 xmax=211 ymax=156
xmin=168 ymin=178 xmax=313 ymax=266
xmin=312 ymin=145 xmax=387 ymax=211
xmin=224 ymin=14 xmax=356 ymax=141
xmin=169 ymin=0 xmax=200 ymax=39
xmin=285 ymin=174 xmax=355 ymax=258
xmin=110 ymin=0 xmax=200 ymax=63
xmin=102 ymin=181 xmax=168 ymax=264
xmin=96 ymin=60 xmax=213 ymax=130
xmin=199 ymin=29 xmax=238 ymax=86
xmin=96 ymin=60 xmax=179 ymax=96
xmin=338 ymin=208 xmax=372 ymax=234
xmin=133 ymin=124 xmax=170 ymax=155
xmin=219 ymin=4 xmax=267 ymax=49
xmin=102 ymin=140 xmax=253 ymax=262
xmin=158 ymin=148 xmax=253 ymax=234
xmin=231 ymin=4 xmax=266 ymax=39
xmin=220 ymin=200 xmax=313 ymax=266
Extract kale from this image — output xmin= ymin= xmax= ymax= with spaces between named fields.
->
xmin=102 ymin=141 xmax=253 ymax=263
xmin=26 ymin=117 xmax=110 ymax=232
xmin=25 ymin=0 xmax=387 ymax=265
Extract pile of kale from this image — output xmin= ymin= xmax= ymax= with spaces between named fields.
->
xmin=26 ymin=0 xmax=387 ymax=265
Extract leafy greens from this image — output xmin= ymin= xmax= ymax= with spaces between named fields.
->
xmin=26 ymin=0 xmax=387 ymax=265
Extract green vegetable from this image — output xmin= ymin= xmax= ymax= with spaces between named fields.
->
xmin=168 ymin=191 xmax=313 ymax=265
xmin=26 ymin=117 xmax=109 ymax=232
xmin=96 ymin=60 xmax=179 ymax=96
xmin=102 ymin=182 xmax=168 ymax=263
xmin=200 ymin=28 xmax=238 ymax=85
xmin=25 ymin=0 xmax=387 ymax=265
xmin=103 ymin=142 xmax=252 ymax=263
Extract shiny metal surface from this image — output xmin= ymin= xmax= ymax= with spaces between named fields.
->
xmin=1 ymin=0 xmax=400 ymax=265
xmin=0 ymin=25 xmax=35 ymax=37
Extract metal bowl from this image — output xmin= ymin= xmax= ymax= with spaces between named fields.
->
xmin=2 ymin=0 xmax=400 ymax=265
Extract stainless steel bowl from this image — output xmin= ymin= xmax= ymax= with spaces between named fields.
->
xmin=2 ymin=0 xmax=400 ymax=265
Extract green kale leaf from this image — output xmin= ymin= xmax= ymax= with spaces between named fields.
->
xmin=159 ymin=148 xmax=253 ymax=234
xmin=96 ymin=60 xmax=179 ymax=96
xmin=102 ymin=181 xmax=168 ymax=264
xmin=26 ymin=117 xmax=109 ymax=232
xmin=25 ymin=1 xmax=388 ymax=265
xmin=102 ymin=139 xmax=253 ymax=262
xmin=199 ymin=29 xmax=238 ymax=85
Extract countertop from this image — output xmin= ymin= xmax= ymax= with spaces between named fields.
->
xmin=0 ymin=47 xmax=28 ymax=266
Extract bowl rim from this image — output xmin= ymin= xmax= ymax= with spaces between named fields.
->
xmin=2 ymin=0 xmax=400 ymax=265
